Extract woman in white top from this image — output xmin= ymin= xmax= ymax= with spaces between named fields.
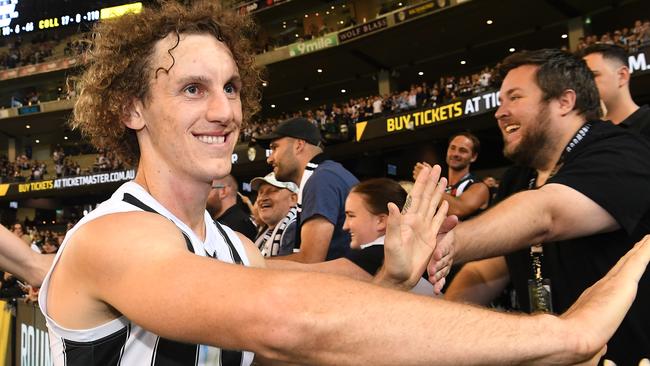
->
xmin=343 ymin=178 xmax=436 ymax=296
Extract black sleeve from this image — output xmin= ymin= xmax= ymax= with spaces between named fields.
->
xmin=547 ymin=125 xmax=650 ymax=235
xmin=344 ymin=246 xmax=385 ymax=275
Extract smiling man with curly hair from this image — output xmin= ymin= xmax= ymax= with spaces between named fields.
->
xmin=35 ymin=2 xmax=650 ymax=366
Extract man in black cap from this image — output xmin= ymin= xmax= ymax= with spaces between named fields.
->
xmin=259 ymin=117 xmax=359 ymax=263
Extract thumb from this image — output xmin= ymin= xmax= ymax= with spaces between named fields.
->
xmin=385 ymin=202 xmax=401 ymax=245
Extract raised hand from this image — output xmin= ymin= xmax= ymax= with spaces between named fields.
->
xmin=375 ymin=165 xmax=453 ymax=290
xmin=412 ymin=161 xmax=432 ymax=182
xmin=561 ymin=235 xmax=650 ymax=364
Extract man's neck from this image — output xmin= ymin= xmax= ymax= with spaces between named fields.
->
xmin=536 ymin=115 xmax=588 ymax=176
xmin=605 ymin=95 xmax=639 ymax=125
xmin=294 ymin=151 xmax=320 ymax=185
xmin=134 ymin=162 xmax=209 ymax=241
xmin=447 ymin=167 xmax=470 ymax=186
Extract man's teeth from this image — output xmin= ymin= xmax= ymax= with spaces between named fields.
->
xmin=505 ymin=125 xmax=520 ymax=133
xmin=196 ymin=135 xmax=226 ymax=144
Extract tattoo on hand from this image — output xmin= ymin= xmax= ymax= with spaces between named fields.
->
xmin=402 ymin=195 xmax=412 ymax=214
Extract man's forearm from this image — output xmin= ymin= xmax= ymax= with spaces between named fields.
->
xmin=274 ymin=217 xmax=334 ymax=263
xmin=0 ymin=227 xmax=51 ymax=286
xmin=445 ymin=256 xmax=510 ymax=305
xmin=455 ymin=190 xmax=552 ymax=263
xmin=254 ymin=270 xmax=584 ymax=365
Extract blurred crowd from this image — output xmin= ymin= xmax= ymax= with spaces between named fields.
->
xmin=576 ymin=19 xmax=650 ymax=53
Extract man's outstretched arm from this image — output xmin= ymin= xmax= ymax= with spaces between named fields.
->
xmin=0 ymin=225 xmax=52 ymax=286
xmin=451 ymin=183 xmax=618 ymax=264
xmin=47 ymin=169 xmax=650 ymax=365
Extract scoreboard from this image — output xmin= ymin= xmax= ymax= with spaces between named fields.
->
xmin=0 ymin=0 xmax=142 ymax=37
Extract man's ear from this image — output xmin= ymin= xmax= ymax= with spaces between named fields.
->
xmin=294 ymin=138 xmax=306 ymax=154
xmin=617 ymin=65 xmax=631 ymax=88
xmin=123 ymin=98 xmax=146 ymax=131
xmin=557 ymin=89 xmax=577 ymax=117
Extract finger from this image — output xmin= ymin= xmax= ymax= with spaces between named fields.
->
xmin=433 ymin=263 xmax=451 ymax=283
xmin=425 ymin=178 xmax=447 ymax=226
xmin=608 ymin=235 xmax=650 ymax=284
xmin=427 ymin=200 xmax=449 ymax=250
xmin=441 ymin=215 xmax=459 ymax=232
xmin=417 ymin=166 xmax=442 ymax=221
xmin=433 ymin=230 xmax=455 ymax=261
xmin=385 ymin=202 xmax=402 ymax=249
xmin=433 ymin=277 xmax=446 ymax=295
xmin=404 ymin=165 xmax=432 ymax=214
xmin=435 ymin=255 xmax=453 ymax=279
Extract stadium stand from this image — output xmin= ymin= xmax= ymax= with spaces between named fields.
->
xmin=0 ymin=1 xmax=649 ymax=365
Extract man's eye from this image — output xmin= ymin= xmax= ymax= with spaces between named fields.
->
xmin=184 ymin=85 xmax=201 ymax=95
xmin=224 ymin=82 xmax=238 ymax=95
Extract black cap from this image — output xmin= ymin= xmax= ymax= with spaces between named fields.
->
xmin=256 ymin=117 xmax=322 ymax=148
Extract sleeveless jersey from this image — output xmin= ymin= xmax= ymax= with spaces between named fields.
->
xmin=38 ymin=182 xmax=254 ymax=366
xmin=445 ymin=173 xmax=479 ymax=197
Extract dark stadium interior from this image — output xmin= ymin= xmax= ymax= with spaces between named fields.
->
xmin=0 ymin=0 xmax=648 ymax=226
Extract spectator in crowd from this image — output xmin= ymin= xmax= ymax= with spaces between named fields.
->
xmin=262 ymin=117 xmax=359 ymax=263
xmin=580 ymin=44 xmax=650 ymax=137
xmin=250 ymin=173 xmax=299 ymax=257
xmin=11 ymin=223 xmax=31 ymax=245
xmin=414 ymin=131 xmax=490 ymax=219
xmin=273 ymin=176 xmax=449 ymax=295
xmin=438 ymin=49 xmax=650 ymax=364
xmin=207 ymin=174 xmax=258 ymax=241
xmin=41 ymin=236 xmax=60 ymax=254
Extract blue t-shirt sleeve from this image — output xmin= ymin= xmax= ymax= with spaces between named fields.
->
xmin=301 ymin=169 xmax=348 ymax=226
xmin=279 ymin=219 xmax=297 ymax=255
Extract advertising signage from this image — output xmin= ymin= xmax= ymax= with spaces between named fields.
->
xmin=355 ymin=90 xmax=500 ymax=141
xmin=0 ymin=169 xmax=136 ymax=199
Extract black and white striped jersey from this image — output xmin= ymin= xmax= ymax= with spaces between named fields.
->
xmin=39 ymin=182 xmax=255 ymax=366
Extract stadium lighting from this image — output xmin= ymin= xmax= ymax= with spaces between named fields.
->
xmin=295 ymin=33 xmax=300 ymax=37
xmin=486 ymin=20 xmax=493 ymax=25
xmin=341 ymin=89 xmax=346 ymax=93
xmin=35 ymin=139 xmax=40 ymax=143
xmin=304 ymin=14 xmax=308 ymax=18
xmin=262 ymin=81 xmax=268 ymax=87
xmin=331 ymin=5 xmax=335 ymax=9
xmin=315 ymin=13 xmax=319 ymax=16
xmin=304 ymin=97 xmax=310 ymax=101
xmin=317 ymin=68 xmax=323 ymax=73
xmin=26 ymin=125 xmax=31 ymax=129
xmin=398 ymin=2 xmax=403 ymax=6
xmin=460 ymin=60 xmax=466 ymax=65
xmin=271 ymin=104 xmax=276 ymax=108
xmin=509 ymin=47 xmax=516 ymax=52
xmin=64 ymin=136 xmax=69 ymax=140
xmin=561 ymin=34 xmax=568 ymax=39
xmin=418 ymin=71 xmax=424 ymax=76
xmin=326 ymin=11 xmax=330 ymax=15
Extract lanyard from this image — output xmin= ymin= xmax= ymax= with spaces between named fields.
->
xmin=525 ymin=122 xmax=592 ymax=312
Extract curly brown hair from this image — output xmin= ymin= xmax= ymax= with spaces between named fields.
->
xmin=71 ymin=0 xmax=261 ymax=165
